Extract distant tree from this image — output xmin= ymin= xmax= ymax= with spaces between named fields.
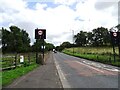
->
xmin=55 ymin=41 xmax=72 ymax=51
xmin=74 ymin=31 xmax=87 ymax=46
xmin=73 ymin=27 xmax=111 ymax=47
xmin=45 ymin=43 xmax=55 ymax=51
xmin=32 ymin=39 xmax=43 ymax=52
xmin=56 ymin=46 xmax=64 ymax=51
xmin=86 ymin=32 xmax=93 ymax=46
xmin=32 ymin=40 xmax=55 ymax=52
xmin=60 ymin=41 xmax=72 ymax=48
xmin=92 ymin=27 xmax=110 ymax=46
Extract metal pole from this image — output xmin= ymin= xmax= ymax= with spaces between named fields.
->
xmin=112 ymin=43 xmax=116 ymax=62
xmin=42 ymin=38 xmax=44 ymax=65
xmin=72 ymin=30 xmax=74 ymax=54
xmin=36 ymin=39 xmax=38 ymax=64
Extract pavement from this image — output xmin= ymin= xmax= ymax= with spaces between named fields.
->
xmin=3 ymin=52 xmax=63 ymax=89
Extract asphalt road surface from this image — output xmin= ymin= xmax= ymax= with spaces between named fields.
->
xmin=53 ymin=52 xmax=119 ymax=89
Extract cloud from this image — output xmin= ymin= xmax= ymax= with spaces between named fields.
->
xmin=0 ymin=0 xmax=118 ymax=46
xmin=94 ymin=2 xmax=116 ymax=10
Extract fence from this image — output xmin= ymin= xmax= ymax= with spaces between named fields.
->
xmin=2 ymin=53 xmax=37 ymax=71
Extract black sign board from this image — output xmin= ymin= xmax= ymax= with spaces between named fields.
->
xmin=35 ymin=29 xmax=46 ymax=39
xmin=110 ymin=31 xmax=120 ymax=45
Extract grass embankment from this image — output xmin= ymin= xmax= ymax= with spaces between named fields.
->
xmin=63 ymin=47 xmax=120 ymax=67
xmin=2 ymin=63 xmax=39 ymax=87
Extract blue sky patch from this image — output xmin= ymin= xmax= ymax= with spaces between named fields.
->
xmin=27 ymin=1 xmax=60 ymax=10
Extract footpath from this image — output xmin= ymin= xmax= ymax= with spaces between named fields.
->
xmin=3 ymin=52 xmax=63 ymax=89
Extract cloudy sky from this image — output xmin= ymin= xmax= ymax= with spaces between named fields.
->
xmin=0 ymin=0 xmax=119 ymax=46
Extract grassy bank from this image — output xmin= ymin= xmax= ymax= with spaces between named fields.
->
xmin=2 ymin=64 xmax=39 ymax=87
xmin=63 ymin=47 xmax=120 ymax=67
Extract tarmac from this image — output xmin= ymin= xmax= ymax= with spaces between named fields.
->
xmin=3 ymin=52 xmax=63 ymax=89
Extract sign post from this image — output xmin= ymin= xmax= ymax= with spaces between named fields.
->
xmin=110 ymin=31 xmax=120 ymax=62
xmin=35 ymin=28 xmax=46 ymax=65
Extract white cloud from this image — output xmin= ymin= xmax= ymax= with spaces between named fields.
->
xmin=0 ymin=0 xmax=118 ymax=46
xmin=54 ymin=0 xmax=77 ymax=6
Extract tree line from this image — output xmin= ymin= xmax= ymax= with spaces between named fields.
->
xmin=2 ymin=26 xmax=55 ymax=53
xmin=74 ymin=27 xmax=110 ymax=47
xmin=74 ymin=25 xmax=120 ymax=47
xmin=56 ymin=24 xmax=120 ymax=51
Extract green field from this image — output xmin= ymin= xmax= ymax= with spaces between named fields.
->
xmin=63 ymin=47 xmax=120 ymax=67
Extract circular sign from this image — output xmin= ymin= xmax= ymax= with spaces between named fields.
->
xmin=113 ymin=32 xmax=117 ymax=37
xmin=38 ymin=30 xmax=43 ymax=35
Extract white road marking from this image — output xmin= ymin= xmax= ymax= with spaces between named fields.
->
xmin=53 ymin=55 xmax=71 ymax=88
xmin=74 ymin=61 xmax=104 ymax=73
xmin=83 ymin=60 xmax=119 ymax=72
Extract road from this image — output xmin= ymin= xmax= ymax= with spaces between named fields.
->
xmin=53 ymin=52 xmax=119 ymax=89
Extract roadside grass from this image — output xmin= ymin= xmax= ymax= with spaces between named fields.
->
xmin=1 ymin=52 xmax=49 ymax=87
xmin=63 ymin=47 xmax=120 ymax=67
xmin=67 ymin=47 xmax=119 ymax=55
xmin=2 ymin=63 xmax=39 ymax=87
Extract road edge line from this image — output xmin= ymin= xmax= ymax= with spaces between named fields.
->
xmin=53 ymin=54 xmax=71 ymax=88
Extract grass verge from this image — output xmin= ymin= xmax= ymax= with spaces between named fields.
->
xmin=63 ymin=50 xmax=120 ymax=67
xmin=2 ymin=63 xmax=39 ymax=87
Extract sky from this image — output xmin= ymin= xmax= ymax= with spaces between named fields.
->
xmin=0 ymin=0 xmax=119 ymax=46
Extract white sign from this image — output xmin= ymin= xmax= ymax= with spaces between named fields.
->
xmin=41 ymin=46 xmax=45 ymax=49
xmin=20 ymin=55 xmax=24 ymax=63
xmin=113 ymin=32 xmax=117 ymax=37
xmin=38 ymin=30 xmax=43 ymax=35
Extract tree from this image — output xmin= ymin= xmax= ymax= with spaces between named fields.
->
xmin=45 ymin=43 xmax=55 ymax=51
xmin=56 ymin=46 xmax=63 ymax=51
xmin=32 ymin=39 xmax=43 ymax=52
xmin=73 ymin=27 xmax=111 ymax=47
xmin=2 ymin=26 xmax=31 ymax=53
xmin=92 ymin=27 xmax=110 ymax=46
xmin=86 ymin=32 xmax=93 ymax=46
xmin=60 ymin=41 xmax=72 ymax=48
xmin=2 ymin=27 xmax=11 ymax=53
xmin=74 ymin=31 xmax=87 ymax=46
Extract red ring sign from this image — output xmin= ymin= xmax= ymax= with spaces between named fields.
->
xmin=113 ymin=32 xmax=117 ymax=37
xmin=38 ymin=30 xmax=43 ymax=35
